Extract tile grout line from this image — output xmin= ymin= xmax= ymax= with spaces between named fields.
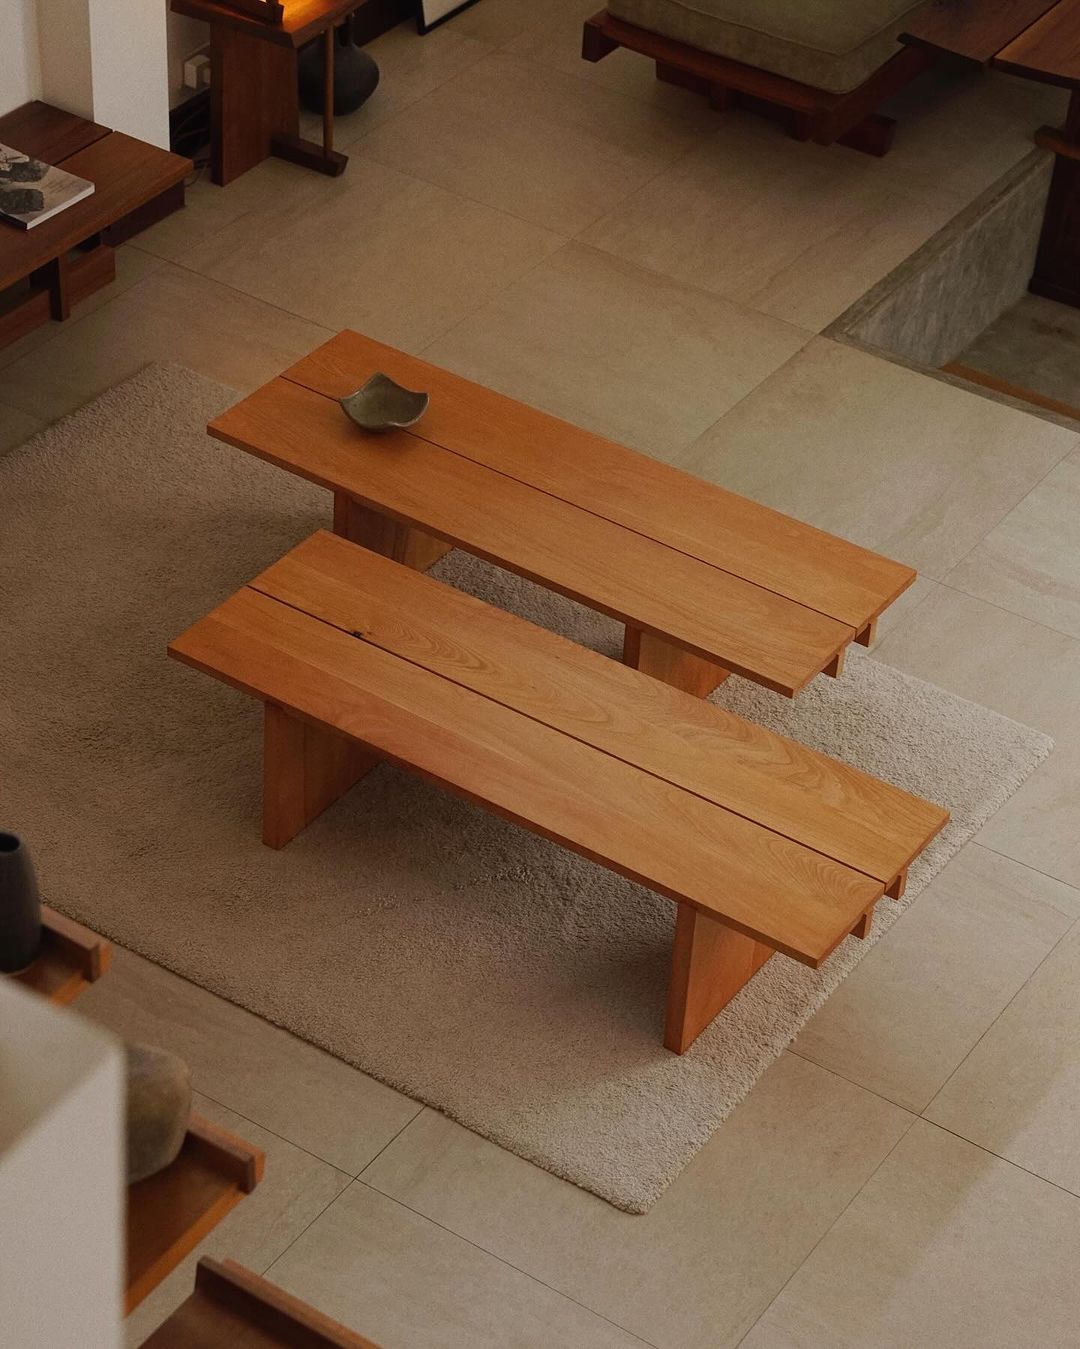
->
xmin=344 ymin=1175 xmax=663 ymax=1349
xmin=919 ymin=911 xmax=1079 ymax=1123
xmin=731 ymin=1108 xmax=921 ymax=1348
xmin=353 ymin=1105 xmax=426 ymax=1180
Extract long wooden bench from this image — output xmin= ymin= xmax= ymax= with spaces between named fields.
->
xmin=169 ymin=530 xmax=948 ymax=1053
xmin=209 ymin=330 xmax=917 ymax=701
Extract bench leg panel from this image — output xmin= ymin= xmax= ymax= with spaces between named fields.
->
xmin=333 ymin=492 xmax=453 ymax=572
xmin=623 ymin=626 xmax=730 ymax=699
xmin=665 ymin=903 xmax=774 ymax=1054
xmin=263 ymin=703 xmax=377 ymax=849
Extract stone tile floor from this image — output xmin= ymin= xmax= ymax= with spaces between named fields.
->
xmin=6 ymin=6 xmax=1080 ymax=1345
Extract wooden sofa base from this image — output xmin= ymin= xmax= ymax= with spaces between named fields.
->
xmin=582 ymin=9 xmax=934 ymax=155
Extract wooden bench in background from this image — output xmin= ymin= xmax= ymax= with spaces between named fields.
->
xmin=209 ymin=331 xmax=917 ymax=702
xmin=169 ymin=531 xmax=947 ymax=1054
xmin=0 ymin=102 xmax=191 ymax=350
xmin=581 ymin=9 xmax=935 ymax=156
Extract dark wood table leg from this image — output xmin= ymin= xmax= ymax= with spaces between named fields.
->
xmin=1031 ymin=90 xmax=1080 ymax=309
xmin=210 ymin=22 xmax=300 ymax=185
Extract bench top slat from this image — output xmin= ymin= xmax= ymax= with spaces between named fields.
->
xmin=281 ymin=330 xmax=915 ymax=630
xmin=252 ymin=533 xmax=947 ymax=886
xmin=994 ymin=0 xmax=1080 ymax=86
xmin=901 ymin=0 xmax=1061 ymax=63
xmin=210 ymin=378 xmax=853 ymax=696
xmin=169 ymin=587 xmax=882 ymax=966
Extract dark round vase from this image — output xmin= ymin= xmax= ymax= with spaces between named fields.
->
xmin=298 ymin=28 xmax=380 ymax=118
xmin=0 ymin=832 xmax=42 ymax=973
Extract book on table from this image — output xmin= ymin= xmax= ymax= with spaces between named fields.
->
xmin=0 ymin=144 xmax=95 ymax=230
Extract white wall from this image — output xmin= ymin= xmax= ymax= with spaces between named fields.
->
xmin=168 ymin=11 xmax=209 ymax=106
xmin=0 ymin=981 xmax=124 ymax=1349
xmin=1 ymin=0 xmax=43 ymax=116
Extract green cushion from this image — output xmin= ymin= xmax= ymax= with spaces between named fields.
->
xmin=607 ymin=0 xmax=927 ymax=93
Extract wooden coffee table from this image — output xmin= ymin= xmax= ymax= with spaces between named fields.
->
xmin=209 ymin=331 xmax=917 ymax=700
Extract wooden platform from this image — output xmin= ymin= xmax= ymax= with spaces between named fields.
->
xmin=169 ymin=530 xmax=947 ymax=1052
xmin=210 ymin=330 xmax=917 ymax=700
xmin=903 ymin=0 xmax=1080 ymax=307
xmin=0 ymin=102 xmax=190 ymax=349
xmin=10 ymin=905 xmax=112 ymax=1005
xmin=127 ymin=1115 xmax=265 ymax=1313
xmin=140 ymin=1257 xmax=383 ymax=1347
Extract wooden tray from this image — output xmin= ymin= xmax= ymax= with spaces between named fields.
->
xmin=10 ymin=905 xmax=111 ymax=1005
xmin=139 ymin=1256 xmax=382 ymax=1347
xmin=126 ymin=1116 xmax=265 ymax=1314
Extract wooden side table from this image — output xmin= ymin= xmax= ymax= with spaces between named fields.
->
xmin=170 ymin=0 xmax=361 ymax=185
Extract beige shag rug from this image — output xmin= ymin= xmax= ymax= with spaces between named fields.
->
xmin=0 ymin=366 xmax=1053 ymax=1212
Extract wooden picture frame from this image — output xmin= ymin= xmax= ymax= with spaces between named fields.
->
xmin=416 ymin=0 xmax=480 ymax=34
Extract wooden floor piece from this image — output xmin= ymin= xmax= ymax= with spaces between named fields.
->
xmin=127 ymin=1115 xmax=264 ymax=1314
xmin=140 ymin=1257 xmax=383 ymax=1347
xmin=10 ymin=905 xmax=111 ymax=1005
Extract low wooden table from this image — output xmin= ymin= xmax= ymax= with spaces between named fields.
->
xmin=903 ymin=0 xmax=1080 ymax=307
xmin=209 ymin=331 xmax=917 ymax=700
xmin=0 ymin=102 xmax=191 ymax=349
xmin=170 ymin=531 xmax=947 ymax=1052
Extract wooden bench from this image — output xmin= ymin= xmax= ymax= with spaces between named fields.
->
xmin=209 ymin=330 xmax=917 ymax=701
xmin=0 ymin=102 xmax=191 ymax=350
xmin=169 ymin=530 xmax=948 ymax=1053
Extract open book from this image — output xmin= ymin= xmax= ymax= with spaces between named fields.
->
xmin=0 ymin=143 xmax=95 ymax=230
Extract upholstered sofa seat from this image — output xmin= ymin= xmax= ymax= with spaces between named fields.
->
xmin=606 ymin=0 xmax=927 ymax=93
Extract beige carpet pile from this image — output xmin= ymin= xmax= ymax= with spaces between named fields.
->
xmin=0 ymin=366 xmax=1053 ymax=1212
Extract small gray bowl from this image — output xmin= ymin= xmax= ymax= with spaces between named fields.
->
xmin=340 ymin=372 xmax=429 ymax=433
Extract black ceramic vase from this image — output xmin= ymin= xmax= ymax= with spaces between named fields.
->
xmin=0 ymin=832 xmax=42 ymax=973
xmin=298 ymin=27 xmax=380 ymax=117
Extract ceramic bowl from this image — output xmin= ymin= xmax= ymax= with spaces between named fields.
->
xmin=340 ymin=372 xmax=429 ymax=433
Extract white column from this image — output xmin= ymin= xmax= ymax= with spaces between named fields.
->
xmin=36 ymin=0 xmax=171 ymax=148
xmin=0 ymin=980 xmax=124 ymax=1349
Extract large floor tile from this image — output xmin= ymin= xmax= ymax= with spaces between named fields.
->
xmin=181 ymin=157 xmax=565 ymax=352
xmin=926 ymin=923 xmax=1080 ymax=1196
xmin=79 ymin=946 xmax=420 ymax=1175
xmin=683 ymin=339 xmax=1077 ymax=577
xmin=125 ymin=1093 xmax=350 ymax=1346
xmin=873 ymin=585 xmax=1080 ymax=887
xmin=977 ymin=741 xmax=1080 ymax=891
xmin=880 ymin=66 xmax=1066 ymax=205
xmin=873 ymin=583 xmax=1080 ymax=738
xmin=742 ymin=1120 xmax=1080 ymax=1348
xmin=584 ymin=119 xmax=965 ymax=332
xmin=358 ymin=1054 xmax=912 ymax=1349
xmin=310 ymin=18 xmax=492 ymax=149
xmin=946 ymin=448 xmax=1080 ymax=641
xmin=424 ymin=241 xmax=809 ymax=457
xmin=266 ymin=1181 xmax=651 ymax=1349
xmin=0 ymin=400 xmax=45 ymax=455
xmin=792 ymin=846 xmax=1076 ymax=1112
xmin=0 ymin=264 xmax=332 ymax=422
xmin=358 ymin=51 xmax=708 ymax=234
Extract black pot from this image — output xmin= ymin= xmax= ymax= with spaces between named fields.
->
xmin=298 ymin=27 xmax=380 ymax=118
xmin=0 ymin=832 xmax=42 ymax=973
